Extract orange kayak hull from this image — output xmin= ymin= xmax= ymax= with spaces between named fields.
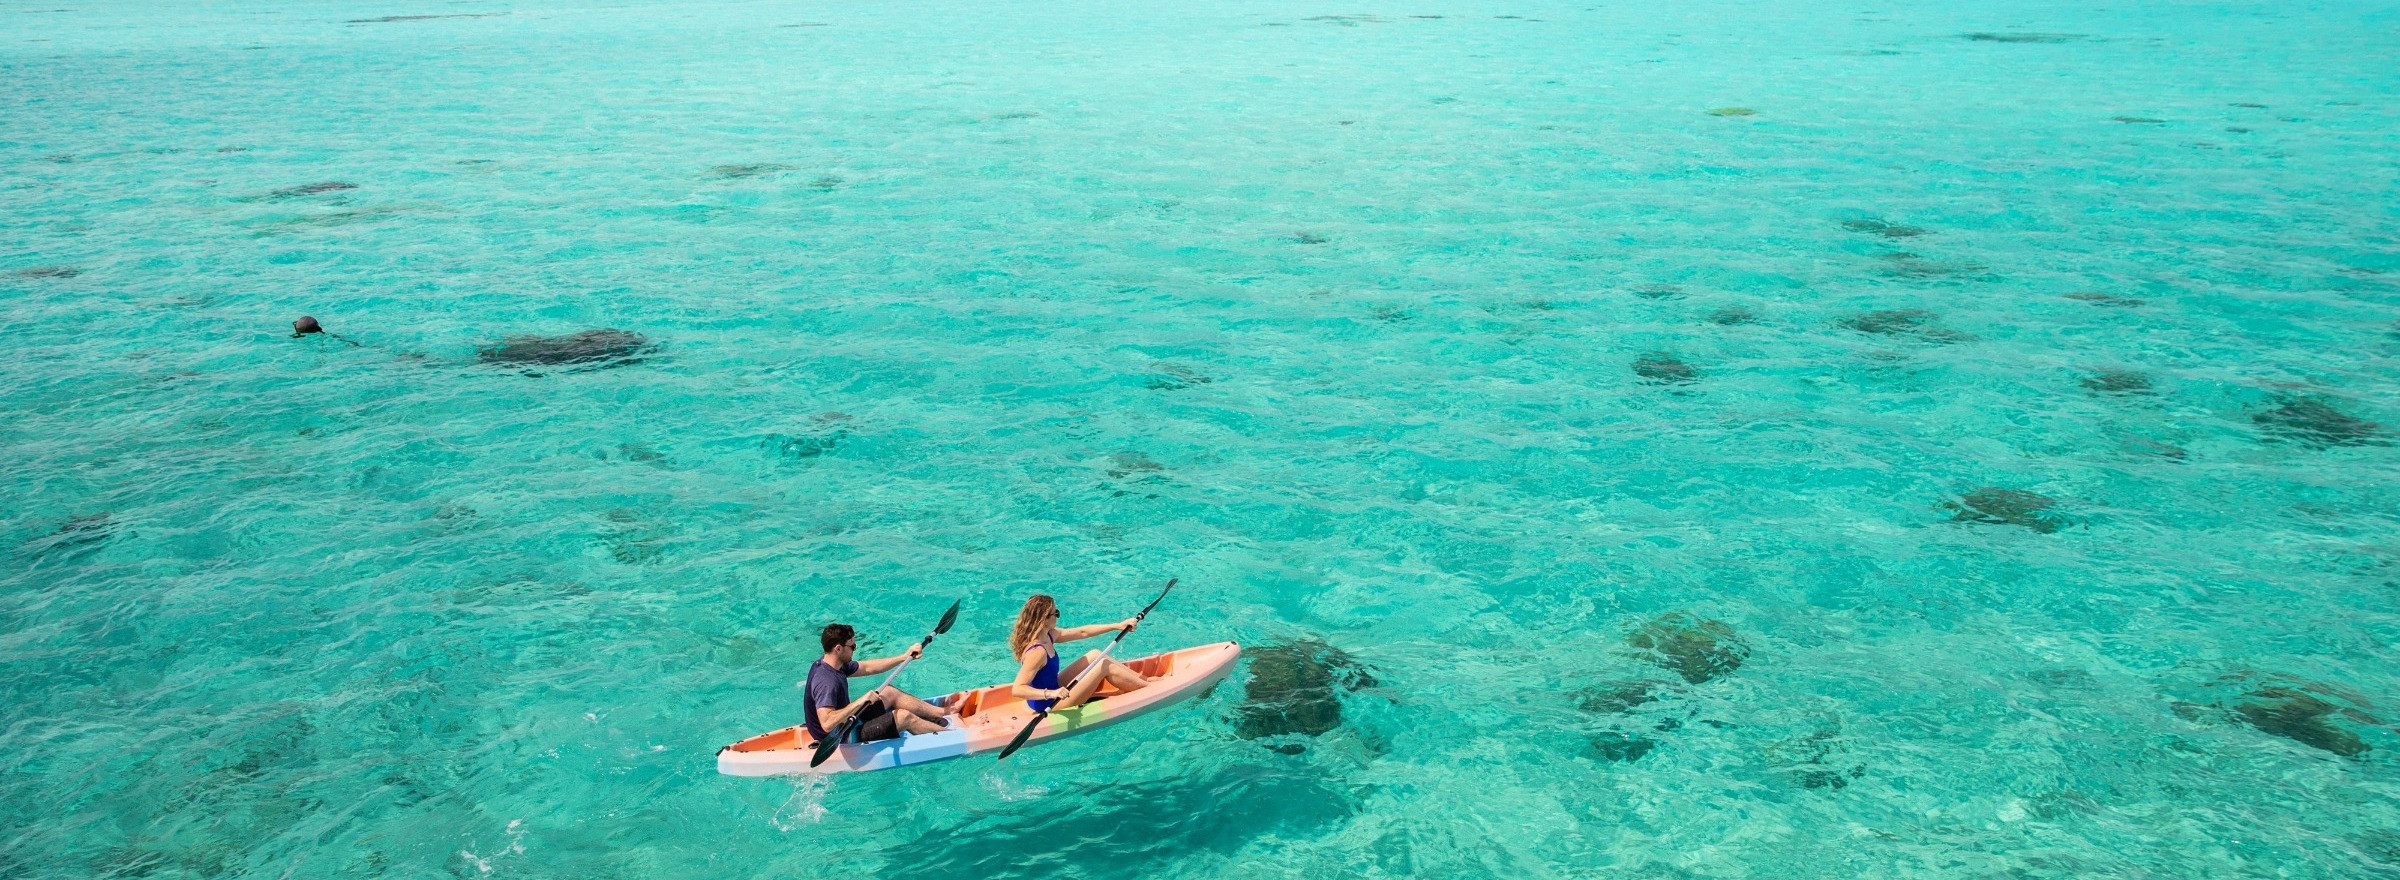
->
xmin=717 ymin=641 xmax=1241 ymax=775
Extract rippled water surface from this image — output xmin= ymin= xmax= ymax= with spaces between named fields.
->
xmin=6 ymin=0 xmax=2400 ymax=876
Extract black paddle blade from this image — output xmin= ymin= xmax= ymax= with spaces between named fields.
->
xmin=1143 ymin=578 xmax=1177 ymax=616
xmin=996 ymin=711 xmax=1045 ymax=761
xmin=935 ymin=599 xmax=962 ymax=635
xmin=808 ymin=720 xmax=848 ymax=768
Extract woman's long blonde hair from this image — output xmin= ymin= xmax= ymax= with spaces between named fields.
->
xmin=1009 ymin=594 xmax=1058 ymax=659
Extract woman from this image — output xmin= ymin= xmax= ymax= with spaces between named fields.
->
xmin=1008 ymin=594 xmax=1154 ymax=711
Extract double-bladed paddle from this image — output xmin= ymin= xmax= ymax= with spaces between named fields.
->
xmin=996 ymin=578 xmax=1177 ymax=761
xmin=809 ymin=599 xmax=962 ymax=768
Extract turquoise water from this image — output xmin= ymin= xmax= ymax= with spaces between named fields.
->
xmin=5 ymin=0 xmax=2400 ymax=875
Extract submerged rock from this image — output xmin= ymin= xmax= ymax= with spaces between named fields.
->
xmin=1838 ymin=308 xmax=1973 ymax=343
xmin=2254 ymin=394 xmax=2383 ymax=447
xmin=1840 ymin=218 xmax=1928 ymax=238
xmin=1962 ymin=32 xmax=2085 ymax=43
xmin=476 ymin=329 xmax=652 ymax=370
xmin=2112 ymin=116 xmax=2167 ymax=124
xmin=1293 ymin=231 xmax=1329 ymax=244
xmin=706 ymin=163 xmax=792 ymax=180
xmin=11 ymin=265 xmax=80 ymax=279
xmin=1944 ymin=487 xmax=2067 ymax=533
xmin=1575 ymin=680 xmax=1664 ymax=715
xmin=1632 ymin=283 xmax=1685 ymax=300
xmin=348 ymin=13 xmax=502 ymax=22
xmin=763 ymin=431 xmax=846 ymax=460
xmin=1632 ymin=353 xmax=1697 ymax=385
xmin=1141 ymin=363 xmax=1212 ymax=391
xmin=1842 ymin=308 xmax=1936 ymax=334
xmin=1235 ymin=638 xmax=1378 ymax=741
xmin=1707 ymin=305 xmax=1758 ymax=325
xmin=2065 ymin=290 xmax=2145 ymax=307
xmin=1589 ymin=731 xmax=1656 ymax=762
xmin=2081 ymin=369 xmax=2153 ymax=395
xmin=23 ymin=513 xmax=116 ymax=558
xmin=1304 ymin=14 xmax=1386 ymax=25
xmin=1103 ymin=451 xmax=1164 ymax=478
xmin=1624 ymin=613 xmax=1748 ymax=684
xmin=1797 ymin=767 xmax=1863 ymax=789
xmin=1705 ymin=107 xmax=1756 ymax=117
xmin=267 ymin=181 xmax=358 ymax=199
xmin=2232 ymin=684 xmax=2381 ymax=756
xmin=1878 ymin=251 xmax=1987 ymax=280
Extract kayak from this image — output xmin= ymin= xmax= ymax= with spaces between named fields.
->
xmin=718 ymin=641 xmax=1241 ymax=775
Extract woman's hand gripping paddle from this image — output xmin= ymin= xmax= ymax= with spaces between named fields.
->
xmin=996 ymin=578 xmax=1176 ymax=761
xmin=810 ymin=599 xmax=962 ymax=768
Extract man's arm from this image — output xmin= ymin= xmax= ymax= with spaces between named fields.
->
xmin=814 ymin=689 xmax=887 ymax=733
xmin=851 ymin=643 xmax=924 ymax=676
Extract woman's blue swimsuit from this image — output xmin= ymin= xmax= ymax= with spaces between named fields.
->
xmin=1026 ymin=643 xmax=1062 ymax=712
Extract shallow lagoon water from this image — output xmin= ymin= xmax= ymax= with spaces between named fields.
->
xmin=4 ymin=0 xmax=2399 ymax=876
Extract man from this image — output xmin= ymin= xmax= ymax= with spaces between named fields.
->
xmin=805 ymin=623 xmax=952 ymax=744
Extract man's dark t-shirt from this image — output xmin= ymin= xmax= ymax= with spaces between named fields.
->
xmin=803 ymin=659 xmax=860 ymax=739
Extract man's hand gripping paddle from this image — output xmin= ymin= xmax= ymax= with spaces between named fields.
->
xmin=809 ymin=599 xmax=962 ymax=768
xmin=996 ymin=578 xmax=1176 ymax=761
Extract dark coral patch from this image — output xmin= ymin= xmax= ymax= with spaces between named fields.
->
xmin=2254 ymin=394 xmax=2382 ymax=447
xmin=12 ymin=266 xmax=80 ymax=279
xmin=1631 ymin=283 xmax=1684 ymax=300
xmin=764 ymin=431 xmax=847 ymax=460
xmin=1235 ymin=638 xmax=1378 ymax=741
xmin=1878 ymin=252 xmax=1986 ymax=280
xmin=24 ymin=513 xmax=116 ymax=559
xmin=1624 ymin=613 xmax=1748 ymax=684
xmin=2235 ymin=686 xmax=2376 ymax=756
xmin=1838 ymin=308 xmax=1972 ymax=343
xmin=1632 ymin=353 xmax=1697 ymax=385
xmin=2112 ymin=116 xmax=2167 ymax=124
xmin=1293 ymin=231 xmax=1328 ymax=244
xmin=1797 ymin=767 xmax=1863 ymax=789
xmin=2081 ymin=369 xmax=2153 ymax=395
xmin=2065 ymin=291 xmax=2145 ymax=307
xmin=1576 ymin=680 xmax=1663 ymax=715
xmin=809 ymin=175 xmax=843 ymax=191
xmin=1590 ymin=731 xmax=1655 ymax=762
xmin=1945 ymin=487 xmax=2067 ymax=533
xmin=1103 ymin=451 xmax=1164 ymax=478
xmin=1141 ymin=364 xmax=1212 ymax=391
xmin=347 ymin=13 xmax=502 ymax=23
xmin=707 ymin=163 xmax=792 ymax=180
xmin=267 ymin=181 xmax=358 ymax=199
xmin=476 ymin=329 xmax=652 ymax=370
xmin=1707 ymin=306 xmax=1758 ymax=325
xmin=1840 ymin=218 xmax=1928 ymax=238
xmin=1962 ymin=32 xmax=2085 ymax=43
xmin=1304 ymin=14 xmax=1386 ymax=25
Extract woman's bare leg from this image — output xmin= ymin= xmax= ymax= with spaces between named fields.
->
xmin=1101 ymin=658 xmax=1152 ymax=692
xmin=1054 ymin=652 xmax=1113 ymax=709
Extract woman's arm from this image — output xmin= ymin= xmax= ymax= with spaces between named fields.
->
xmin=1008 ymin=646 xmax=1068 ymax=702
xmin=1053 ymin=618 xmax=1137 ymax=642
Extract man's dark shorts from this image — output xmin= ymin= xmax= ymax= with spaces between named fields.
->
xmin=852 ymin=702 xmax=900 ymax=743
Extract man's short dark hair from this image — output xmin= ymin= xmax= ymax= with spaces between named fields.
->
xmin=821 ymin=623 xmax=855 ymax=653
